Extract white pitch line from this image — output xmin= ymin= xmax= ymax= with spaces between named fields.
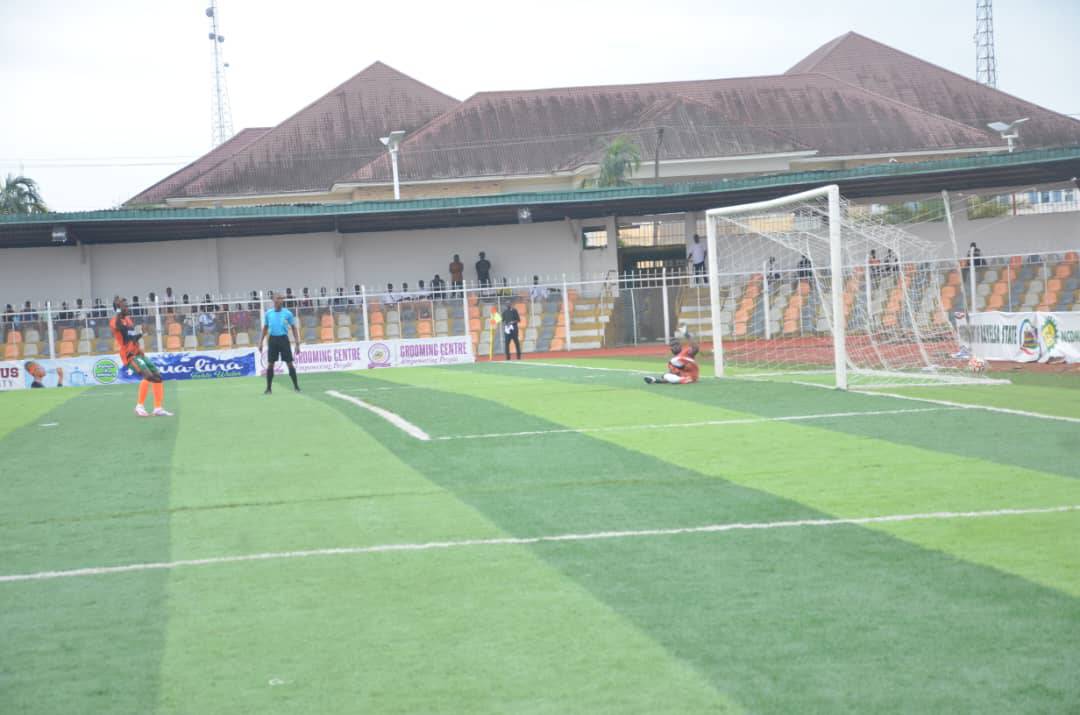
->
xmin=852 ymin=389 xmax=1080 ymax=425
xmin=2 ymin=505 xmax=1076 ymax=585
xmin=435 ymin=406 xmax=954 ymax=441
xmin=325 ymin=390 xmax=431 ymax=441
xmin=495 ymin=360 xmax=652 ymax=375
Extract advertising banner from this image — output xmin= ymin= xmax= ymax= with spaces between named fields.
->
xmin=0 ymin=361 xmax=27 ymax=390
xmin=958 ymin=311 xmax=1080 ymax=363
xmin=117 ymin=348 xmax=259 ymax=383
xmin=264 ymin=336 xmax=474 ymax=374
xmin=1038 ymin=311 xmax=1080 ymax=363
xmin=958 ymin=312 xmax=1041 ymax=362
xmin=0 ymin=337 xmax=473 ymax=391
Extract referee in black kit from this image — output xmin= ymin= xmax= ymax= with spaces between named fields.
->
xmin=502 ymin=302 xmax=522 ymax=360
xmin=259 ymin=293 xmax=302 ymax=393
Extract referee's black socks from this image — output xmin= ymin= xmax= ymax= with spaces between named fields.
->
xmin=288 ymin=365 xmax=299 ymax=389
xmin=266 ymin=366 xmax=274 ymax=392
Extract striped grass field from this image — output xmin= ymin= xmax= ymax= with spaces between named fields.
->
xmin=1 ymin=358 xmax=1078 ymax=714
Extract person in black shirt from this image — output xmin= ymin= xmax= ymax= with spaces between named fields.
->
xmin=501 ymin=303 xmax=522 ymax=360
xmin=476 ymin=252 xmax=492 ymax=290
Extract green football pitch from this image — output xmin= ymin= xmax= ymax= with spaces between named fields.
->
xmin=2 ymin=358 xmax=1078 ymax=714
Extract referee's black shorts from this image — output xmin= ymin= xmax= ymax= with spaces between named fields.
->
xmin=267 ymin=335 xmax=293 ymax=362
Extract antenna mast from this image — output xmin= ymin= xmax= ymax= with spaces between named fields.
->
xmin=206 ymin=1 xmax=234 ymax=147
xmin=975 ymin=0 xmax=997 ymax=88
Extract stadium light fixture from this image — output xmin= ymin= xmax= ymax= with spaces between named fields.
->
xmin=380 ymin=130 xmax=406 ymax=200
xmin=986 ymin=118 xmax=1029 ymax=153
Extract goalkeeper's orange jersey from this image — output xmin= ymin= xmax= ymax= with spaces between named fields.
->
xmin=669 ymin=344 xmax=700 ymax=383
xmin=109 ymin=314 xmax=142 ymax=366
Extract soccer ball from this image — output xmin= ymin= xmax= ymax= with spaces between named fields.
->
xmin=967 ymin=356 xmax=987 ymax=374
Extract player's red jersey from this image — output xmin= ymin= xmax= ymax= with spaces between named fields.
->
xmin=668 ymin=344 xmax=700 ymax=383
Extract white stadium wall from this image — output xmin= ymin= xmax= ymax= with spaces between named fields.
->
xmin=1 ymin=219 xmax=618 ymax=306
xmin=342 ymin=221 xmax=616 ymax=289
xmin=1 ymin=209 xmax=1074 ymax=307
xmin=902 ymin=211 xmax=1080 ymax=258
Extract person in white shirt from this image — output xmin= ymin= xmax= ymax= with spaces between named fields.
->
xmin=688 ymin=234 xmax=707 ymax=284
xmin=383 ymin=283 xmax=399 ymax=306
xmin=529 ymin=276 xmax=548 ymax=302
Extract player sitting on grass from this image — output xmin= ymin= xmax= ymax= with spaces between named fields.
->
xmin=110 ymin=297 xmax=172 ymax=417
xmin=644 ymin=327 xmax=700 ymax=385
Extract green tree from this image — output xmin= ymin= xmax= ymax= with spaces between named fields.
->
xmin=0 ymin=174 xmax=48 ymax=214
xmin=582 ymin=136 xmax=641 ymax=188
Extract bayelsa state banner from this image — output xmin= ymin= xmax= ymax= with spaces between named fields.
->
xmin=959 ymin=311 xmax=1080 ymax=363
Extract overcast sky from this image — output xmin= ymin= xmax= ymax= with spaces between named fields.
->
xmin=2 ymin=0 xmax=1077 ymax=212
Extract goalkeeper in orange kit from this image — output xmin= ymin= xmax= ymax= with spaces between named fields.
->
xmin=644 ymin=328 xmax=700 ymax=385
xmin=110 ymin=297 xmax=172 ymax=417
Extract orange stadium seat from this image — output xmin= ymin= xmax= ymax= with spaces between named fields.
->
xmin=417 ymin=321 xmax=433 ymax=337
xmin=319 ymin=327 xmax=334 ymax=342
xmin=549 ymin=338 xmax=565 ymax=351
xmin=6 ymin=331 xmax=22 ymax=345
xmin=167 ymin=322 xmax=183 ymax=337
xmin=57 ymin=341 xmax=75 ymax=357
xmin=320 ymin=314 xmax=334 ymax=328
xmin=1064 ymin=251 xmax=1078 ymax=264
xmin=217 ymin=333 xmax=233 ymax=348
xmin=166 ymin=336 xmax=182 ymax=351
xmin=4 ymin=344 xmax=18 ymax=360
xmin=60 ymin=328 xmax=78 ymax=342
xmin=369 ymin=323 xmax=385 ymax=339
xmin=369 ymin=310 xmax=385 ymax=325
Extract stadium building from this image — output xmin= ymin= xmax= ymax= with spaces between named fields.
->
xmin=2 ymin=31 xmax=1079 ymax=352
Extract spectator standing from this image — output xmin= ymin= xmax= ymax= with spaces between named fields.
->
xmin=416 ymin=280 xmax=428 ymax=300
xmin=766 ymin=257 xmax=781 ymax=289
xmin=501 ymin=302 xmax=522 ymax=360
xmin=351 ymin=284 xmax=363 ymax=307
xmin=476 ymin=252 xmax=492 ymax=290
xmin=198 ymin=305 xmax=217 ymax=334
xmin=449 ymin=254 xmax=464 ymax=294
xmin=300 ymin=287 xmax=313 ymax=310
xmin=334 ymin=287 xmax=347 ymax=308
xmin=868 ymin=250 xmax=881 ymax=285
xmin=431 ymin=274 xmax=446 ymax=298
xmin=384 ymin=283 xmax=399 ymax=306
xmin=529 ymin=276 xmax=548 ymax=302
xmin=687 ymin=235 xmax=707 ymax=284
xmin=795 ymin=255 xmax=812 ymax=287
xmin=232 ymin=304 xmax=252 ymax=334
xmin=164 ymin=287 xmax=176 ymax=313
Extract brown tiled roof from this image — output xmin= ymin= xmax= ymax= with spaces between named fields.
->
xmin=158 ymin=62 xmax=458 ymax=200
xmin=344 ymin=73 xmax=994 ymax=183
xmin=130 ymin=34 xmax=1079 ymax=203
xmin=787 ymin=31 xmax=1080 ymax=149
xmin=125 ymin=128 xmax=271 ymax=205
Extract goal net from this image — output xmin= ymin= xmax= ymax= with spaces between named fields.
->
xmin=702 ymin=185 xmax=994 ymax=388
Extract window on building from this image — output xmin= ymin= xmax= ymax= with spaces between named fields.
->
xmin=582 ymin=226 xmax=608 ymax=249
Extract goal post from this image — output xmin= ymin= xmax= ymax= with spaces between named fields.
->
xmin=702 ymin=184 xmax=995 ymax=389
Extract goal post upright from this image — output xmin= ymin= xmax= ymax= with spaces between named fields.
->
xmin=827 ymin=184 xmax=848 ymax=390
xmin=705 ymin=211 xmax=724 ymax=377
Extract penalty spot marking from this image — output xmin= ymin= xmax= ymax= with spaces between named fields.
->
xmin=436 ymin=406 xmax=954 ymax=441
xmin=325 ymin=390 xmax=430 ymax=441
xmin=2 ymin=505 xmax=1075 ymax=585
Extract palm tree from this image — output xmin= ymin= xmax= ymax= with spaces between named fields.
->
xmin=0 ymin=174 xmax=48 ymax=214
xmin=581 ymin=136 xmax=642 ymax=188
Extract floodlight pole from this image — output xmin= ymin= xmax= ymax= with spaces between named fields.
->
xmin=381 ymin=130 xmax=405 ymax=200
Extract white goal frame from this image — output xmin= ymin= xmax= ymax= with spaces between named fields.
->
xmin=705 ymin=184 xmax=848 ymax=387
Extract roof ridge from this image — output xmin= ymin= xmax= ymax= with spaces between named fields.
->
xmin=792 ymin=32 xmax=1080 ymax=127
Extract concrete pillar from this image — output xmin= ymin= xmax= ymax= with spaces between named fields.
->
xmin=78 ymin=243 xmax=93 ymax=300
xmin=333 ymin=235 xmax=346 ymax=289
